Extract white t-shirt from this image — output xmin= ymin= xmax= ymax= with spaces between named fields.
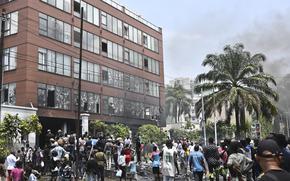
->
xmin=6 ymin=154 xmax=17 ymax=170
xmin=162 ymin=147 xmax=176 ymax=177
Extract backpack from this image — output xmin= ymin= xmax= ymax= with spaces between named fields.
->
xmin=95 ymin=152 xmax=106 ymax=167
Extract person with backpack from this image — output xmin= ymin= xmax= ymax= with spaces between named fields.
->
xmin=227 ymin=141 xmax=253 ymax=181
xmin=86 ymin=152 xmax=98 ymax=181
xmin=95 ymin=147 xmax=106 ymax=181
xmin=203 ymin=137 xmax=221 ymax=181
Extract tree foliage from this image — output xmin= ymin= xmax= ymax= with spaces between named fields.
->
xmin=194 ymin=43 xmax=278 ymax=138
xmin=19 ymin=114 xmax=42 ymax=135
xmin=165 ymin=82 xmax=192 ymax=123
xmin=90 ymin=120 xmax=109 ymax=136
xmin=205 ymin=121 xmax=235 ymax=140
xmin=108 ymin=123 xmax=130 ymax=139
xmin=169 ymin=128 xmax=200 ymax=141
xmin=137 ymin=124 xmax=167 ymax=145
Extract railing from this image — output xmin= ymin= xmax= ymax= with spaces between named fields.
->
xmin=101 ymin=0 xmax=161 ymax=32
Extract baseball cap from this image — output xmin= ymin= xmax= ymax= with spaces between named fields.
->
xmin=257 ymin=139 xmax=282 ymax=158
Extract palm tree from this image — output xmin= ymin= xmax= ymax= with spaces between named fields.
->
xmin=194 ymin=43 xmax=278 ymax=138
xmin=165 ymin=82 xmax=192 ymax=123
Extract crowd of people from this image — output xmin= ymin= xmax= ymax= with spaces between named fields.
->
xmin=1 ymin=129 xmax=290 ymax=181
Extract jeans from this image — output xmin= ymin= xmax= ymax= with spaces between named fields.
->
xmin=86 ymin=173 xmax=96 ymax=181
xmin=163 ymin=176 xmax=174 ymax=181
xmin=193 ymin=171 xmax=204 ymax=181
xmin=106 ymin=152 xmax=112 ymax=170
xmin=96 ymin=166 xmax=104 ymax=181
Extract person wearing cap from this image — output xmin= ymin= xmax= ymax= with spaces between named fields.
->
xmin=256 ymin=139 xmax=290 ymax=181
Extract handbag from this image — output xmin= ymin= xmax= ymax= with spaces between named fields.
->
xmin=116 ymin=169 xmax=122 ymax=177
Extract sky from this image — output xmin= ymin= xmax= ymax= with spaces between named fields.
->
xmin=116 ymin=0 xmax=290 ymax=83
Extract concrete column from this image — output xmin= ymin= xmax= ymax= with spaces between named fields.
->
xmin=81 ymin=113 xmax=90 ymax=135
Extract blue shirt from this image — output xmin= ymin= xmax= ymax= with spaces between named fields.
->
xmin=189 ymin=151 xmax=205 ymax=172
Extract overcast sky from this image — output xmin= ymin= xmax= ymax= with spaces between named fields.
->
xmin=116 ymin=0 xmax=290 ymax=83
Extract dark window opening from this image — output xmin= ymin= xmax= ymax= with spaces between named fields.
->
xmin=144 ymin=57 xmax=149 ymax=69
xmin=47 ymin=90 xmax=55 ymax=107
xmin=83 ymin=102 xmax=88 ymax=112
xmin=74 ymin=1 xmax=80 ymax=14
xmin=3 ymin=88 xmax=8 ymax=102
xmin=102 ymin=42 xmax=108 ymax=53
xmin=96 ymin=103 xmax=100 ymax=113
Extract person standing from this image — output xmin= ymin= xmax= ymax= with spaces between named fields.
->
xmin=95 ymin=148 xmax=106 ymax=181
xmin=6 ymin=151 xmax=17 ymax=181
xmin=227 ymin=141 xmax=253 ymax=181
xmin=10 ymin=161 xmax=24 ymax=181
xmin=118 ymin=150 xmax=127 ymax=181
xmin=151 ymin=146 xmax=161 ymax=181
xmin=104 ymin=138 xmax=113 ymax=170
xmin=86 ymin=152 xmax=98 ymax=181
xmin=256 ymin=139 xmax=290 ymax=181
xmin=161 ymin=140 xmax=178 ymax=181
xmin=189 ymin=145 xmax=209 ymax=181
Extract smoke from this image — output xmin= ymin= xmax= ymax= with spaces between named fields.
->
xmin=232 ymin=9 xmax=290 ymax=133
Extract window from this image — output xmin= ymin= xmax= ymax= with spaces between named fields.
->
xmin=74 ymin=58 xmax=100 ymax=83
xmin=74 ymin=27 xmax=99 ymax=54
xmin=124 ymin=49 xmax=129 ymax=64
xmin=1 ymin=11 xmax=18 ymax=37
xmin=102 ymin=67 xmax=108 ymax=84
xmin=47 ymin=85 xmax=55 ymax=107
xmin=38 ymin=83 xmax=71 ymax=110
xmin=73 ymin=27 xmax=80 ymax=47
xmin=3 ymin=47 xmax=17 ymax=71
xmin=102 ymin=38 xmax=123 ymax=62
xmin=39 ymin=13 xmax=71 ymax=44
xmin=101 ymin=40 xmax=108 ymax=53
xmin=143 ymin=56 xmax=159 ymax=74
xmin=143 ymin=33 xmax=159 ymax=52
xmin=74 ymin=0 xmax=81 ymax=15
xmin=2 ymin=83 xmax=16 ymax=105
xmin=101 ymin=12 xmax=107 ymax=26
xmin=75 ymin=91 xmax=100 ymax=113
xmin=38 ymin=48 xmax=71 ymax=76
xmin=101 ymin=11 xmax=123 ymax=37
xmin=123 ymin=23 xmax=129 ymax=38
xmin=39 ymin=13 xmax=48 ymax=35
xmin=144 ymin=57 xmax=148 ymax=70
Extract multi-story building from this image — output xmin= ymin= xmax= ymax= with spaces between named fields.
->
xmin=0 ymin=0 xmax=164 ymax=138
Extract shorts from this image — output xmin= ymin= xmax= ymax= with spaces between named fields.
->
xmin=152 ymin=167 xmax=160 ymax=174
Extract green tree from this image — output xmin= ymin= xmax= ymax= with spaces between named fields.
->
xmin=206 ymin=121 xmax=235 ymax=140
xmin=259 ymin=116 xmax=273 ymax=139
xmin=137 ymin=124 xmax=167 ymax=145
xmin=169 ymin=128 xmax=200 ymax=141
xmin=108 ymin=123 xmax=130 ymax=139
xmin=195 ymin=44 xmax=278 ymax=138
xmin=0 ymin=137 xmax=9 ymax=161
xmin=19 ymin=114 xmax=42 ymax=136
xmin=0 ymin=113 xmax=22 ymax=145
xmin=166 ymin=82 xmax=192 ymax=123
xmin=90 ymin=120 xmax=109 ymax=136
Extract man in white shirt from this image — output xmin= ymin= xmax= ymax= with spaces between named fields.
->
xmin=6 ymin=151 xmax=17 ymax=180
xmin=161 ymin=140 xmax=178 ymax=181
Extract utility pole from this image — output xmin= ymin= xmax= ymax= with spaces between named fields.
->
xmin=0 ymin=11 xmax=6 ymax=120
xmin=201 ymin=88 xmax=207 ymax=146
xmin=213 ymin=93 xmax=217 ymax=145
xmin=76 ymin=7 xmax=84 ymax=180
